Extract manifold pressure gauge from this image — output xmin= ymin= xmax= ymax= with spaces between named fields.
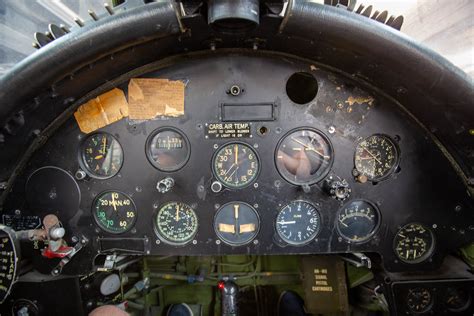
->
xmin=214 ymin=202 xmax=260 ymax=246
xmin=393 ymin=223 xmax=435 ymax=263
xmin=154 ymin=202 xmax=198 ymax=245
xmin=93 ymin=191 xmax=137 ymax=234
xmin=212 ymin=142 xmax=259 ymax=189
xmin=275 ymin=201 xmax=321 ymax=245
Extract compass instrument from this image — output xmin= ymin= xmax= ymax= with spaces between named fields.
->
xmin=394 ymin=223 xmax=435 ymax=263
xmin=275 ymin=128 xmax=333 ymax=185
xmin=146 ymin=128 xmax=190 ymax=172
xmin=213 ymin=142 xmax=259 ymax=189
xmin=275 ymin=201 xmax=321 ymax=245
xmin=407 ymin=288 xmax=433 ymax=313
xmin=81 ymin=133 xmax=123 ymax=179
xmin=154 ymin=202 xmax=198 ymax=245
xmin=354 ymin=134 xmax=399 ymax=181
xmin=92 ymin=191 xmax=137 ymax=234
xmin=336 ymin=200 xmax=380 ymax=243
xmin=214 ymin=202 xmax=260 ymax=246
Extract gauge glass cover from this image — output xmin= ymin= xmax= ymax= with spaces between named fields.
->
xmin=213 ymin=143 xmax=259 ymax=188
xmin=354 ymin=134 xmax=399 ymax=181
xmin=81 ymin=133 xmax=123 ymax=179
xmin=146 ymin=128 xmax=190 ymax=172
xmin=393 ymin=223 xmax=435 ymax=263
xmin=407 ymin=288 xmax=433 ymax=313
xmin=214 ymin=202 xmax=260 ymax=246
xmin=275 ymin=201 xmax=321 ymax=245
xmin=275 ymin=128 xmax=333 ymax=185
xmin=93 ymin=191 xmax=137 ymax=234
xmin=444 ymin=287 xmax=471 ymax=312
xmin=154 ymin=202 xmax=198 ymax=245
xmin=336 ymin=200 xmax=380 ymax=243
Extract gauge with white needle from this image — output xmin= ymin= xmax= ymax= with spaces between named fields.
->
xmin=275 ymin=201 xmax=321 ymax=245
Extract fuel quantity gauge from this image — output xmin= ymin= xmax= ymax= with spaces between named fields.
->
xmin=336 ymin=200 xmax=380 ymax=243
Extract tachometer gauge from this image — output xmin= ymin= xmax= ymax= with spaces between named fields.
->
xmin=393 ymin=223 xmax=435 ymax=263
xmin=146 ymin=127 xmax=190 ymax=172
xmin=93 ymin=191 xmax=137 ymax=234
xmin=214 ymin=202 xmax=260 ymax=246
xmin=275 ymin=128 xmax=333 ymax=185
xmin=354 ymin=134 xmax=399 ymax=181
xmin=154 ymin=202 xmax=198 ymax=245
xmin=407 ymin=288 xmax=433 ymax=313
xmin=336 ymin=200 xmax=380 ymax=243
xmin=275 ymin=201 xmax=321 ymax=245
xmin=81 ymin=133 xmax=123 ymax=179
xmin=444 ymin=287 xmax=471 ymax=312
xmin=213 ymin=142 xmax=259 ymax=189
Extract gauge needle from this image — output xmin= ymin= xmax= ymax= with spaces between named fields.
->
xmin=111 ymin=194 xmax=117 ymax=211
xmin=362 ymin=147 xmax=382 ymax=164
xmin=277 ymin=221 xmax=296 ymax=225
xmin=95 ymin=155 xmax=103 ymax=160
xmin=176 ymin=204 xmax=180 ymax=221
xmin=102 ymin=136 xmax=107 ymax=155
xmin=234 ymin=144 xmax=238 ymax=165
xmin=291 ymin=137 xmax=330 ymax=159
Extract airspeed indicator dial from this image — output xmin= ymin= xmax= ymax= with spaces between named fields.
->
xmin=154 ymin=202 xmax=198 ymax=245
xmin=276 ymin=201 xmax=321 ymax=245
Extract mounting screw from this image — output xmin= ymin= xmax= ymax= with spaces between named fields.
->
xmin=75 ymin=170 xmax=86 ymax=181
xmin=229 ymin=85 xmax=241 ymax=96
xmin=253 ymin=239 xmax=259 ymax=245
xmin=216 ymin=240 xmax=221 ymax=245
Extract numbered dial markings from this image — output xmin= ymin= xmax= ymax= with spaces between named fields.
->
xmin=155 ymin=202 xmax=198 ymax=245
xmin=275 ymin=129 xmax=333 ymax=185
xmin=214 ymin=202 xmax=260 ymax=246
xmin=407 ymin=288 xmax=433 ymax=313
xmin=276 ymin=201 xmax=321 ymax=245
xmin=394 ymin=223 xmax=435 ymax=263
xmin=81 ymin=133 xmax=123 ymax=178
xmin=213 ymin=143 xmax=259 ymax=188
xmin=336 ymin=200 xmax=380 ymax=243
xmin=93 ymin=191 xmax=137 ymax=234
xmin=146 ymin=128 xmax=190 ymax=171
xmin=354 ymin=134 xmax=399 ymax=181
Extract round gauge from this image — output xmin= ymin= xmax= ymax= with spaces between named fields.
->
xmin=336 ymin=200 xmax=380 ymax=243
xmin=444 ymin=287 xmax=471 ymax=312
xmin=214 ymin=202 xmax=260 ymax=246
xmin=81 ymin=133 xmax=123 ymax=179
xmin=212 ymin=142 xmax=259 ymax=189
xmin=146 ymin=127 xmax=190 ymax=172
xmin=275 ymin=128 xmax=333 ymax=185
xmin=354 ymin=134 xmax=399 ymax=181
xmin=393 ymin=223 xmax=435 ymax=264
xmin=407 ymin=288 xmax=433 ymax=313
xmin=92 ymin=191 xmax=137 ymax=234
xmin=0 ymin=225 xmax=19 ymax=304
xmin=276 ymin=201 xmax=321 ymax=245
xmin=154 ymin=202 xmax=198 ymax=245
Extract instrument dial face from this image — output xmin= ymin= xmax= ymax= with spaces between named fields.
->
xmin=275 ymin=128 xmax=333 ymax=185
xmin=0 ymin=226 xmax=18 ymax=304
xmin=146 ymin=128 xmax=190 ymax=172
xmin=92 ymin=191 xmax=137 ymax=234
xmin=276 ymin=201 xmax=321 ymax=245
xmin=444 ymin=287 xmax=471 ymax=312
xmin=214 ymin=202 xmax=260 ymax=246
xmin=407 ymin=288 xmax=433 ymax=313
xmin=336 ymin=200 xmax=380 ymax=243
xmin=154 ymin=202 xmax=198 ymax=245
xmin=213 ymin=143 xmax=259 ymax=189
xmin=354 ymin=134 xmax=399 ymax=181
xmin=81 ymin=133 xmax=123 ymax=179
xmin=394 ymin=223 xmax=435 ymax=263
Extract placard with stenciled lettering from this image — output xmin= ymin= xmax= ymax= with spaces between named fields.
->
xmin=204 ymin=122 xmax=252 ymax=139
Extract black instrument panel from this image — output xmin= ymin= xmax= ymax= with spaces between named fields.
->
xmin=2 ymin=53 xmax=473 ymax=274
